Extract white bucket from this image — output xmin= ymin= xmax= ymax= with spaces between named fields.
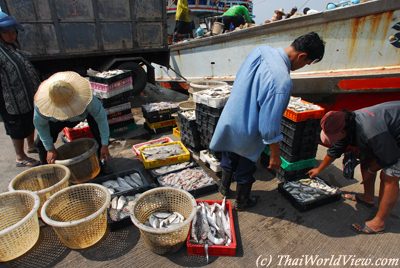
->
xmin=212 ymin=22 xmax=224 ymax=35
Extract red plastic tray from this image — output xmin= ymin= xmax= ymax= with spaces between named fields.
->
xmin=186 ymin=199 xmax=237 ymax=257
xmin=284 ymin=99 xmax=325 ymax=122
xmin=63 ymin=126 xmax=93 ymax=141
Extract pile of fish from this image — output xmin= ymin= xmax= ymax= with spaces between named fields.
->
xmin=102 ymin=172 xmax=146 ymax=194
xmin=92 ymin=69 xmax=125 ymax=78
xmin=150 ymin=161 xmax=196 ymax=176
xmin=144 ymin=211 xmax=185 ymax=229
xmin=190 ymin=199 xmax=231 ymax=262
xmin=287 ymin=97 xmax=322 ymax=112
xmin=158 ymin=167 xmax=215 ymax=191
xmin=283 ymin=177 xmax=340 ymax=204
xmin=142 ymin=102 xmax=179 ymax=112
xmin=141 ymin=143 xmax=185 ymax=161
xmin=73 ymin=120 xmax=89 ymax=129
xmin=109 ymin=194 xmax=140 ymax=222
xmin=180 ymin=110 xmax=196 ymax=121
xmin=196 ymin=87 xmax=231 ymax=99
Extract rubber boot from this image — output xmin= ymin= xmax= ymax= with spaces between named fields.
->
xmin=219 ymin=170 xmax=233 ymax=197
xmin=235 ymin=183 xmax=258 ymax=211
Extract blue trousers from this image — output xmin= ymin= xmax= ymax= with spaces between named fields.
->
xmin=220 ymin=151 xmax=256 ymax=185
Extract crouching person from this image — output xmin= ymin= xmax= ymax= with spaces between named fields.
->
xmin=34 ymin=71 xmax=110 ymax=164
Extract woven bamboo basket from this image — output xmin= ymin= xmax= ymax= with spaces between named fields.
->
xmin=40 ymin=184 xmax=110 ymax=249
xmin=8 ymin=164 xmax=70 ymax=212
xmin=54 ymin=138 xmax=100 ymax=184
xmin=130 ymin=187 xmax=197 ymax=254
xmin=0 ymin=191 xmax=40 ymax=262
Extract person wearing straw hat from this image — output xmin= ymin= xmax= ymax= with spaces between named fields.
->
xmin=307 ymin=101 xmax=400 ymax=234
xmin=264 ymin=8 xmax=285 ymax=23
xmin=0 ymin=9 xmax=41 ymax=167
xmin=34 ymin=71 xmax=110 ymax=165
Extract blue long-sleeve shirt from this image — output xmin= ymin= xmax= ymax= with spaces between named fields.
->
xmin=34 ymin=97 xmax=110 ymax=151
xmin=209 ymin=46 xmax=292 ymax=162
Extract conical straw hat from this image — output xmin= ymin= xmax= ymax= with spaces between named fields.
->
xmin=34 ymin=71 xmax=93 ymax=120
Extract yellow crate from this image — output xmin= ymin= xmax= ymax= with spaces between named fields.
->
xmin=145 ymin=119 xmax=176 ymax=130
xmin=140 ymin=141 xmax=190 ymax=169
xmin=173 ymin=127 xmax=181 ymax=138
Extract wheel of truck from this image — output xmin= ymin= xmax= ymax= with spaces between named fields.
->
xmin=117 ymin=62 xmax=147 ymax=95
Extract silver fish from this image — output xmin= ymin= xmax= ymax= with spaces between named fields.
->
xmin=117 ymin=177 xmax=132 ymax=189
xmin=117 ymin=196 xmax=126 ymax=210
xmin=102 ymin=180 xmax=119 ymax=189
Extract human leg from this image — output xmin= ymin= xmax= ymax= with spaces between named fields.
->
xmin=366 ymin=170 xmax=399 ymax=230
xmin=359 ymin=161 xmax=377 ymax=203
xmin=234 ymin=155 xmax=258 ymax=210
xmin=353 ymin=161 xmax=400 ymax=233
xmin=12 ymin=138 xmax=26 ymax=161
xmin=26 ymin=131 xmax=37 ymax=153
xmin=219 ymin=151 xmax=238 ymax=196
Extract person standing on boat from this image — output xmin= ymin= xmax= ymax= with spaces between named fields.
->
xmin=34 ymin=71 xmax=111 ymax=164
xmin=222 ymin=3 xmax=253 ymax=32
xmin=173 ymin=0 xmax=193 ymax=41
xmin=308 ymin=101 xmax=400 ymax=234
xmin=210 ymin=32 xmax=325 ymax=210
xmin=0 ymin=10 xmax=41 ymax=167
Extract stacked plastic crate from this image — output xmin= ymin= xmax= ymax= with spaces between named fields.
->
xmin=177 ymin=110 xmax=202 ymax=151
xmin=192 ymin=87 xmax=230 ymax=149
xmin=276 ymin=97 xmax=325 ymax=181
xmin=142 ymin=102 xmax=179 ymax=134
xmin=89 ymin=70 xmax=136 ymax=138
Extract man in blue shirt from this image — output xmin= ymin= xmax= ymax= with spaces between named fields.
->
xmin=210 ymin=32 xmax=325 ymax=210
xmin=34 ymin=71 xmax=110 ymax=164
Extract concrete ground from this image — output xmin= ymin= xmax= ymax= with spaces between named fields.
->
xmin=1 ymin=86 xmax=399 ymax=268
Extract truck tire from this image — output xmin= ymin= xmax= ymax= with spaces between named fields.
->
xmin=118 ymin=62 xmax=147 ymax=95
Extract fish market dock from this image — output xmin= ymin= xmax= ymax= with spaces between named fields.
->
xmin=0 ymin=89 xmax=399 ymax=267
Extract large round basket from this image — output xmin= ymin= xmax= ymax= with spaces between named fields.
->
xmin=40 ymin=184 xmax=110 ymax=249
xmin=54 ymin=138 xmax=100 ymax=184
xmin=130 ymin=187 xmax=197 ymax=254
xmin=0 ymin=190 xmax=40 ymax=262
xmin=8 ymin=164 xmax=70 ymax=212
xmin=178 ymin=100 xmax=196 ymax=111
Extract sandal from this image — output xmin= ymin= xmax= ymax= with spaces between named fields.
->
xmin=352 ymin=223 xmax=384 ymax=234
xmin=16 ymin=159 xmax=40 ymax=167
xmin=342 ymin=192 xmax=374 ymax=208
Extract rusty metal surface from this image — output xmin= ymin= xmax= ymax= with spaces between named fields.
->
xmin=164 ymin=0 xmax=400 ymax=94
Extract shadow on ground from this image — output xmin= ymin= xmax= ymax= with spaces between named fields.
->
xmin=3 ymin=226 xmax=70 ymax=268
xmin=78 ymin=226 xmax=140 ymax=261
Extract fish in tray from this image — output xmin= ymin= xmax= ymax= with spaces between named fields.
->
xmin=142 ymin=102 xmax=179 ymax=112
xmin=158 ymin=167 xmax=215 ymax=191
xmin=142 ymin=144 xmax=184 ymax=161
xmin=102 ymin=172 xmax=146 ymax=194
xmin=190 ymin=198 xmax=232 ymax=263
xmin=283 ymin=177 xmax=340 ymax=204
xmin=287 ymin=96 xmax=321 ymax=112
xmin=144 ymin=211 xmax=185 ymax=229
xmin=150 ymin=161 xmax=194 ymax=176
xmin=109 ymin=194 xmax=141 ymax=222
xmin=180 ymin=110 xmax=196 ymax=121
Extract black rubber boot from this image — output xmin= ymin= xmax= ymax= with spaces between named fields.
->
xmin=219 ymin=170 xmax=233 ymax=197
xmin=235 ymin=183 xmax=258 ymax=211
